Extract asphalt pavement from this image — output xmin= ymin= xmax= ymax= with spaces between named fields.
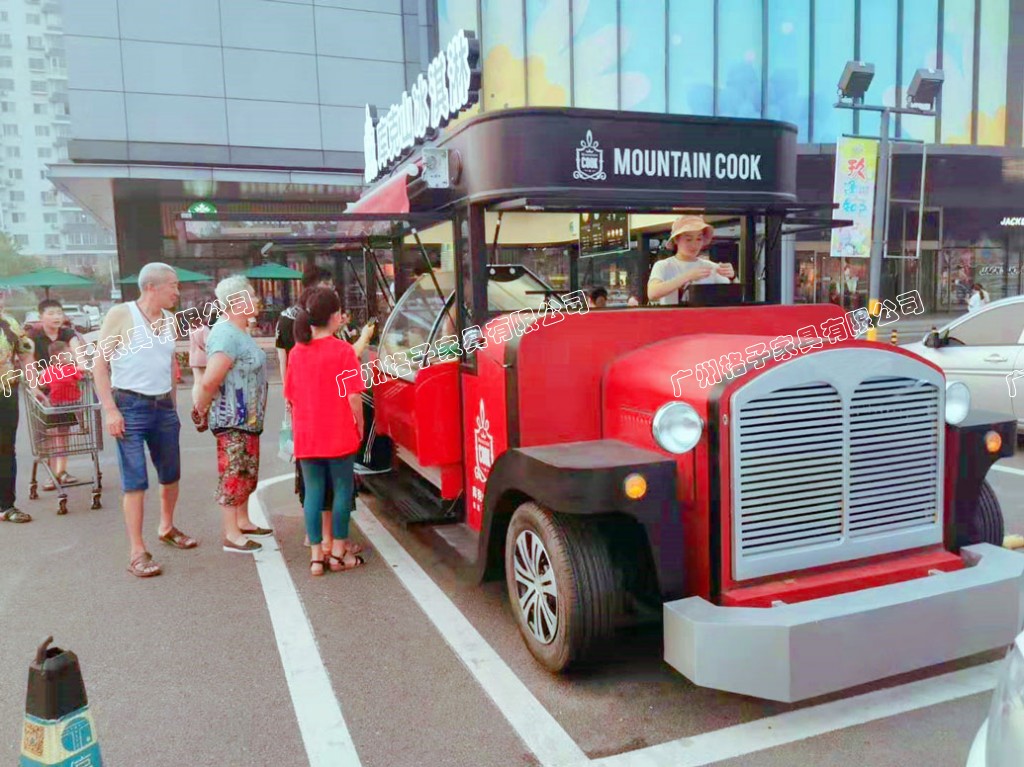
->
xmin=2 ymin=385 xmax=1023 ymax=767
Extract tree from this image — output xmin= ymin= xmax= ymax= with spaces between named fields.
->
xmin=0 ymin=232 xmax=43 ymax=277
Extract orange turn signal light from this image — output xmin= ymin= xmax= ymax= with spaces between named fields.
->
xmin=624 ymin=473 xmax=647 ymax=500
xmin=984 ymin=430 xmax=1002 ymax=454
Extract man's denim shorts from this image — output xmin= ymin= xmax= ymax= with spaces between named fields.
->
xmin=113 ymin=390 xmax=181 ymax=492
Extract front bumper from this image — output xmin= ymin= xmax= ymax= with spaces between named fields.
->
xmin=664 ymin=544 xmax=1024 ymax=702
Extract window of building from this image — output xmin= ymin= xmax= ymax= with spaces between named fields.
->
xmin=35 ymin=125 xmax=49 ymax=137
xmin=1 ymin=102 xmax=14 ymax=113
xmin=0 ymin=78 xmax=15 ymax=91
xmin=13 ymin=235 xmax=29 ymax=247
xmin=0 ymin=13 xmax=7 ymax=23
xmin=28 ymin=57 xmax=45 ymax=71
xmin=5 ymin=146 xmax=19 ymax=158
xmin=3 ymin=124 xmax=18 ymax=136
xmin=39 ymin=170 xmax=45 ymax=179
xmin=0 ymin=35 xmax=11 ymax=49
xmin=43 ymin=213 xmax=57 ymax=225
xmin=30 ymin=80 xmax=47 ymax=94
xmin=27 ymin=36 xmax=44 ymax=50
xmin=620 ymin=1 xmax=666 ymax=112
xmin=0 ymin=57 xmax=12 ymax=68
xmin=26 ymin=13 xmax=40 ymax=25
xmin=11 ymin=213 xmax=26 ymax=224
xmin=717 ymin=0 xmax=763 ymax=118
xmin=941 ymin=0 xmax=975 ymax=144
xmin=766 ymin=0 xmax=810 ymax=141
xmin=33 ymin=104 xmax=47 ymax=116
xmin=10 ymin=191 xmax=25 ymax=202
xmin=524 ymin=0 xmax=569 ymax=107
xmin=8 ymin=169 xmax=22 ymax=180
xmin=40 ymin=191 xmax=55 ymax=204
xmin=44 ymin=234 xmax=60 ymax=248
xmin=668 ymin=0 xmax=714 ymax=116
xmin=571 ymin=0 xmax=617 ymax=109
xmin=37 ymin=147 xmax=51 ymax=158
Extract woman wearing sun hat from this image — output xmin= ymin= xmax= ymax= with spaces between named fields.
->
xmin=647 ymin=215 xmax=735 ymax=305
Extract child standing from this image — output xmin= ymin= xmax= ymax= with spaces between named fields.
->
xmin=37 ymin=340 xmax=83 ymax=488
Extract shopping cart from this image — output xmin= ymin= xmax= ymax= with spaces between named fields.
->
xmin=22 ymin=377 xmax=103 ymax=514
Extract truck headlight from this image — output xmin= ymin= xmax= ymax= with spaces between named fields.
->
xmin=945 ymin=381 xmax=971 ymax=425
xmin=985 ymin=636 xmax=1024 ymax=767
xmin=652 ymin=402 xmax=704 ymax=454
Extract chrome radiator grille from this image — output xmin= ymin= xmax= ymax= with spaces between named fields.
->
xmin=729 ymin=349 xmax=944 ymax=581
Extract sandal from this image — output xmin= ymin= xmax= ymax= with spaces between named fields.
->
xmin=310 ymin=560 xmax=326 ymax=577
xmin=127 ymin=552 xmax=162 ymax=578
xmin=0 ymin=507 xmax=32 ymax=523
xmin=158 ymin=527 xmax=199 ymax=549
xmin=327 ymin=552 xmax=365 ymax=572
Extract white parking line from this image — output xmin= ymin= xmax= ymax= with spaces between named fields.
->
xmin=592 ymin=661 xmax=1002 ymax=767
xmin=250 ymin=476 xmax=362 ymax=767
xmin=992 ymin=464 xmax=1024 ymax=478
xmin=352 ymin=499 xmax=589 ymax=767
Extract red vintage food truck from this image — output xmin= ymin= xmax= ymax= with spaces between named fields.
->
xmin=327 ymin=91 xmax=1024 ymax=704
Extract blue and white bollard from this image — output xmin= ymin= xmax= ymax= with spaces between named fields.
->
xmin=19 ymin=637 xmax=103 ymax=767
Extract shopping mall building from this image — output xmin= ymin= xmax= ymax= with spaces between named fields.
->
xmin=53 ymin=0 xmax=1024 ymax=317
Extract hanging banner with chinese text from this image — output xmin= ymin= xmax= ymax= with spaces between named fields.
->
xmin=830 ymin=136 xmax=879 ymax=259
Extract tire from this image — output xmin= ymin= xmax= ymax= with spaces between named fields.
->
xmin=504 ymin=501 xmax=619 ymax=672
xmin=977 ymin=479 xmax=1005 ymax=546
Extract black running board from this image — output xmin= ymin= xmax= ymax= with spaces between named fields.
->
xmin=359 ymin=465 xmax=462 ymax=528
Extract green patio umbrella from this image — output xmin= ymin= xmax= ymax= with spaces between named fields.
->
xmin=119 ymin=266 xmax=212 ymax=285
xmin=0 ymin=268 xmax=95 ymax=299
xmin=243 ymin=263 xmax=304 ymax=280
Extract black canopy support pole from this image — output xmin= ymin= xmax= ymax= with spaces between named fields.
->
xmin=366 ymin=245 xmax=395 ymax=310
xmin=411 ymin=227 xmax=446 ymax=304
xmin=740 ymin=214 xmax=757 ymax=303
xmin=467 ymin=204 xmax=489 ymax=329
xmin=492 ymin=210 xmax=504 ymax=263
xmin=344 ymin=255 xmax=369 ymax=308
xmin=764 ymin=213 xmax=785 ymax=304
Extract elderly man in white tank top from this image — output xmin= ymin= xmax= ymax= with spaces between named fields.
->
xmin=93 ymin=262 xmax=198 ymax=578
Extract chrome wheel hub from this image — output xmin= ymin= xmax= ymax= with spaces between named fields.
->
xmin=513 ymin=530 xmax=558 ymax=644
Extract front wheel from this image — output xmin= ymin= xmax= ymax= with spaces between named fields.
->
xmin=504 ymin=502 xmax=619 ymax=672
xmin=976 ymin=479 xmax=1005 ymax=546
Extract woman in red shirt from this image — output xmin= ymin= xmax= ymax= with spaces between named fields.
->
xmin=283 ymin=287 xmax=366 ymax=576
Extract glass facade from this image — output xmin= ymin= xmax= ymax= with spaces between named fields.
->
xmin=452 ymin=0 xmax=1016 ymax=148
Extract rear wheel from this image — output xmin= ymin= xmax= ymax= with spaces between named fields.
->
xmin=977 ymin=479 xmax=1005 ymax=546
xmin=504 ymin=501 xmax=619 ymax=672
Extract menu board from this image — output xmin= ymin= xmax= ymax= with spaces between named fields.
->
xmin=579 ymin=212 xmax=629 ymax=257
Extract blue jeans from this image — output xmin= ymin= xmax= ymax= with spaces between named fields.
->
xmin=114 ymin=391 xmax=181 ymax=493
xmin=299 ymin=455 xmax=355 ymax=545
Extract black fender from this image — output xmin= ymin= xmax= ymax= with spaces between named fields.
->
xmin=947 ymin=411 xmax=1017 ymax=548
xmin=475 ymin=439 xmax=685 ymax=600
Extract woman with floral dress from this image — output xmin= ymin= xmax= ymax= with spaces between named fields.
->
xmin=192 ymin=276 xmax=270 ymax=554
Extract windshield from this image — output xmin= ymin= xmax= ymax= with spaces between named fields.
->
xmin=379 ymin=266 xmax=556 ymax=381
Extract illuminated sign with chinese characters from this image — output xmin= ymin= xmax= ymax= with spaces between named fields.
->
xmin=363 ymin=29 xmax=481 ymax=184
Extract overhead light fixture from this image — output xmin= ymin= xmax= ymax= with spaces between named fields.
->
xmin=906 ymin=68 xmax=944 ymax=108
xmin=837 ymin=60 xmax=875 ymax=101
xmin=260 ymin=242 xmax=274 ymax=256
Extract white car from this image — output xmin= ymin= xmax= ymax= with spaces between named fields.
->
xmin=904 ymin=296 xmax=1024 ymax=430
xmin=966 ymin=633 xmax=1024 ymax=766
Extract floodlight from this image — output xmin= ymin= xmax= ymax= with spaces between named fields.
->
xmin=838 ymin=61 xmax=875 ymax=100
xmin=906 ymin=68 xmax=944 ymax=108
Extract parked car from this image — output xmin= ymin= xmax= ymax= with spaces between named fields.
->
xmin=965 ymin=632 xmax=1024 ymax=766
xmin=61 ymin=303 xmax=99 ymax=331
xmin=904 ymin=296 xmax=1024 ymax=431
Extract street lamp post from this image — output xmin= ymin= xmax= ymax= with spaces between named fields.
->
xmin=834 ymin=64 xmax=943 ymax=329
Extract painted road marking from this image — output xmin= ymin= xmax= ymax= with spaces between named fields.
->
xmin=353 ymin=499 xmax=588 ymax=767
xmin=992 ymin=464 xmax=1024 ymax=478
xmin=592 ymin=661 xmax=1002 ymax=767
xmin=251 ymin=476 xmax=362 ymax=767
